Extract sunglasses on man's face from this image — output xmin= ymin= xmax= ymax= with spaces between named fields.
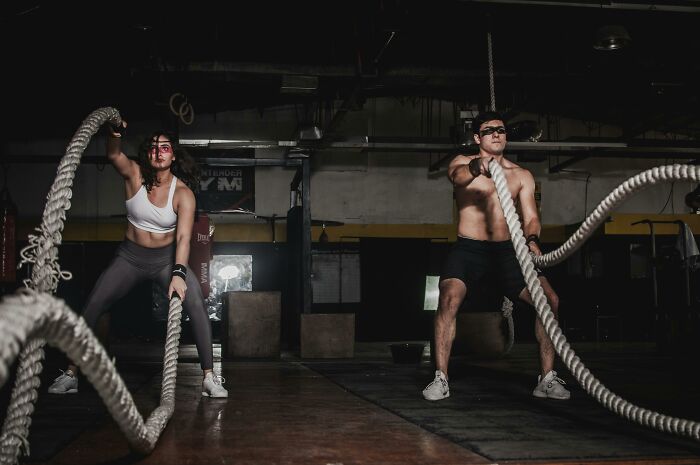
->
xmin=479 ymin=126 xmax=507 ymax=137
xmin=149 ymin=144 xmax=173 ymax=154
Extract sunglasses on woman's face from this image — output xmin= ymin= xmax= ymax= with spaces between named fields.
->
xmin=479 ymin=126 xmax=506 ymax=137
xmin=149 ymin=144 xmax=173 ymax=154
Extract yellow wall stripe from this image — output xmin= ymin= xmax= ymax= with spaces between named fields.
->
xmin=15 ymin=214 xmax=694 ymax=243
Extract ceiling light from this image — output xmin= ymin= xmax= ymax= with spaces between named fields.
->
xmin=218 ymin=265 xmax=240 ymax=280
xmin=593 ymin=25 xmax=631 ymax=51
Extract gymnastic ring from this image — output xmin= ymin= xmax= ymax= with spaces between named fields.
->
xmin=169 ymin=93 xmax=187 ymax=116
xmin=179 ymin=101 xmax=192 ymax=118
xmin=179 ymin=101 xmax=194 ymax=125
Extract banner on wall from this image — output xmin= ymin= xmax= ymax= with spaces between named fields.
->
xmin=190 ymin=148 xmax=255 ymax=212
xmin=189 ymin=212 xmax=212 ymax=298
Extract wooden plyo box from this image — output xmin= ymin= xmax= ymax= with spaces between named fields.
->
xmin=222 ymin=291 xmax=281 ymax=359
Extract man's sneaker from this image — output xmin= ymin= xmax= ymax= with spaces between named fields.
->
xmin=48 ymin=369 xmax=78 ymax=394
xmin=532 ymin=370 xmax=570 ymax=400
xmin=202 ymin=372 xmax=228 ymax=398
xmin=422 ymin=370 xmax=450 ymax=401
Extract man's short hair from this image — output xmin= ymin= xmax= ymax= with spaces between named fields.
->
xmin=471 ymin=111 xmax=506 ymax=134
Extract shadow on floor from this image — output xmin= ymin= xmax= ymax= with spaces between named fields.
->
xmin=303 ymin=342 xmax=700 ymax=462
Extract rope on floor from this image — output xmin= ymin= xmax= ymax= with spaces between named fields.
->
xmin=0 ymin=107 xmax=184 ymax=465
xmin=490 ymin=160 xmax=700 ymax=441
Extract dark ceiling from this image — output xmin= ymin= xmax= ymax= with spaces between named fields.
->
xmin=2 ymin=0 xmax=700 ymax=142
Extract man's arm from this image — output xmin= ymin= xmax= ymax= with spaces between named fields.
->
xmin=518 ymin=170 xmax=542 ymax=255
xmin=106 ymin=122 xmax=138 ymax=180
xmin=448 ymin=155 xmax=491 ymax=187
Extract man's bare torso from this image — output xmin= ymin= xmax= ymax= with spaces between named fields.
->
xmin=453 ymin=154 xmax=526 ymax=241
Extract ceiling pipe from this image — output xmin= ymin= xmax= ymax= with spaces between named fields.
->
xmin=461 ymin=0 xmax=700 ymax=13
xmin=178 ymin=137 xmax=700 ymax=157
xmin=134 ymin=62 xmax=539 ymax=79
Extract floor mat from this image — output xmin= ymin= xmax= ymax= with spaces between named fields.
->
xmin=303 ymin=358 xmax=700 ymax=462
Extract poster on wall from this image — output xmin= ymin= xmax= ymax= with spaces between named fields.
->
xmin=190 ymin=148 xmax=255 ymax=212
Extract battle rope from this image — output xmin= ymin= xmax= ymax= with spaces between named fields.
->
xmin=0 ymin=291 xmax=183 ymax=458
xmin=0 ymin=107 xmax=185 ymax=465
xmin=531 ymin=164 xmax=700 ymax=270
xmin=490 ymin=159 xmax=700 ymax=440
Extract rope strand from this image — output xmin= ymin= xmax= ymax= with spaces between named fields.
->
xmin=490 ymin=159 xmax=700 ymax=440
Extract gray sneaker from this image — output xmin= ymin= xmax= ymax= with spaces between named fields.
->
xmin=532 ymin=370 xmax=570 ymax=400
xmin=48 ymin=369 xmax=78 ymax=394
xmin=202 ymin=373 xmax=228 ymax=398
xmin=422 ymin=370 xmax=450 ymax=401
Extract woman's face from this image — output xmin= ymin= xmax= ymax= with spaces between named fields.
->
xmin=148 ymin=135 xmax=175 ymax=170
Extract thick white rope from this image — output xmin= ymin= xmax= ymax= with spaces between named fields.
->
xmin=0 ymin=107 xmax=184 ymax=464
xmin=18 ymin=107 xmax=123 ymax=293
xmin=532 ymin=164 xmax=700 ymax=269
xmin=0 ymin=290 xmax=183 ymax=460
xmin=489 ymin=159 xmax=700 ymax=440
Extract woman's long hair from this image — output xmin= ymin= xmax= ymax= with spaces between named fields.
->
xmin=137 ymin=131 xmax=200 ymax=193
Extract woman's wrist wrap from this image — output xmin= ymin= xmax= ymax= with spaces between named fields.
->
xmin=172 ymin=264 xmax=187 ymax=280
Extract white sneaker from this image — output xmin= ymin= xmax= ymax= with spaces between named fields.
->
xmin=202 ymin=372 xmax=228 ymax=398
xmin=48 ymin=369 xmax=78 ymax=394
xmin=422 ymin=370 xmax=450 ymax=401
xmin=532 ymin=370 xmax=570 ymax=400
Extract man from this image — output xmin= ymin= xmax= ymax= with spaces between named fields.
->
xmin=422 ymin=111 xmax=569 ymax=401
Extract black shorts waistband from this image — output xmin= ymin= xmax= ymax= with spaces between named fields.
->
xmin=456 ymin=236 xmax=514 ymax=250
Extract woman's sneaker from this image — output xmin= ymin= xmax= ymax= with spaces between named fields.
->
xmin=48 ymin=369 xmax=78 ymax=394
xmin=202 ymin=372 xmax=228 ymax=398
xmin=422 ymin=370 xmax=450 ymax=401
xmin=532 ymin=370 xmax=570 ymax=400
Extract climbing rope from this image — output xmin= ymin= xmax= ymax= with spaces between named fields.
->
xmin=0 ymin=107 xmax=185 ymax=465
xmin=487 ymin=30 xmax=496 ymax=112
xmin=486 ymin=28 xmax=512 ymax=351
xmin=490 ymin=159 xmax=700 ymax=440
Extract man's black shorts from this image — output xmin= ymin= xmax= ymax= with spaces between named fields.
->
xmin=440 ymin=236 xmax=542 ymax=300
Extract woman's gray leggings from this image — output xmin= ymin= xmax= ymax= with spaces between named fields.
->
xmin=82 ymin=239 xmax=213 ymax=370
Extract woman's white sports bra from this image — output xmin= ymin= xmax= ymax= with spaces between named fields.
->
xmin=125 ymin=176 xmax=178 ymax=233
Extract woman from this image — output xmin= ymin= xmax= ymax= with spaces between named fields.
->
xmin=48 ymin=121 xmax=227 ymax=398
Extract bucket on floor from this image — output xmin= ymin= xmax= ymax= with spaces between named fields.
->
xmin=389 ymin=343 xmax=426 ymax=364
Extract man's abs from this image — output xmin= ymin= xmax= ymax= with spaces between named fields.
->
xmin=454 ymin=171 xmax=520 ymax=241
xmin=455 ymin=196 xmax=514 ymax=241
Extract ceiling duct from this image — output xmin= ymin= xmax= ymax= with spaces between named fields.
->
xmin=298 ymin=125 xmax=323 ymax=140
xmin=507 ymin=120 xmax=543 ymax=142
xmin=281 ymin=74 xmax=319 ymax=94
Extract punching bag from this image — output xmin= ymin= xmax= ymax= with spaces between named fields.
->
xmin=189 ymin=212 xmax=212 ymax=298
xmin=0 ymin=187 xmax=17 ymax=284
